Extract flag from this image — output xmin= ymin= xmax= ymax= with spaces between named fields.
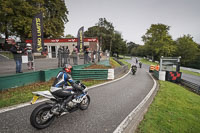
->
xmin=32 ymin=12 xmax=44 ymax=52
xmin=77 ymin=26 xmax=84 ymax=52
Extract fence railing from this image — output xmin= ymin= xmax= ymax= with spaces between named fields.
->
xmin=180 ymin=79 xmax=200 ymax=95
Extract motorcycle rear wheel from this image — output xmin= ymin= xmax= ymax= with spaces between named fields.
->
xmin=30 ymin=103 xmax=55 ymax=129
xmin=79 ymin=95 xmax=90 ymax=110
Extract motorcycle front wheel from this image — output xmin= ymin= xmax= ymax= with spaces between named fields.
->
xmin=79 ymin=95 xmax=90 ymax=110
xmin=30 ymin=103 xmax=55 ymax=129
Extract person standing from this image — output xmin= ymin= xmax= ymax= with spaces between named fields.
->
xmin=84 ymin=46 xmax=88 ymax=64
xmin=92 ymin=50 xmax=96 ymax=63
xmin=139 ymin=61 xmax=142 ymax=68
xmin=136 ymin=57 xmax=138 ymax=64
xmin=57 ymin=47 xmax=63 ymax=67
xmin=10 ymin=42 xmax=24 ymax=73
xmin=72 ymin=48 xmax=78 ymax=65
xmin=25 ymin=43 xmax=34 ymax=70
xmin=63 ymin=46 xmax=70 ymax=65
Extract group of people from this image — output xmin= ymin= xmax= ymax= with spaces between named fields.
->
xmin=84 ymin=46 xmax=97 ymax=64
xmin=57 ymin=46 xmax=71 ymax=67
xmin=9 ymin=40 xmax=98 ymax=74
xmin=10 ymin=41 xmax=34 ymax=73
xmin=57 ymin=45 xmax=97 ymax=67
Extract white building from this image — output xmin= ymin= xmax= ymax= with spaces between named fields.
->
xmin=26 ymin=38 xmax=99 ymax=58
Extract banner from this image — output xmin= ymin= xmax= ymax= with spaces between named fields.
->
xmin=32 ymin=12 xmax=44 ymax=52
xmin=77 ymin=26 xmax=84 ymax=52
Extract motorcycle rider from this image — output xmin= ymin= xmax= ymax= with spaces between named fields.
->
xmin=50 ymin=64 xmax=84 ymax=111
xmin=131 ymin=63 xmax=137 ymax=74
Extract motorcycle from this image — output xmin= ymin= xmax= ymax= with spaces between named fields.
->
xmin=131 ymin=65 xmax=137 ymax=75
xmin=30 ymin=81 xmax=90 ymax=129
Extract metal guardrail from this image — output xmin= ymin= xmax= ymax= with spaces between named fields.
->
xmin=180 ymin=79 xmax=200 ymax=94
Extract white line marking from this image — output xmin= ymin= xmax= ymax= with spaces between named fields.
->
xmin=113 ymin=72 xmax=157 ymax=133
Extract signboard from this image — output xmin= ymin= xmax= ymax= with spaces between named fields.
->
xmin=32 ymin=12 xmax=44 ymax=52
xmin=77 ymin=26 xmax=84 ymax=52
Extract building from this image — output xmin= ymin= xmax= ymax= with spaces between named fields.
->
xmin=26 ymin=38 xmax=99 ymax=58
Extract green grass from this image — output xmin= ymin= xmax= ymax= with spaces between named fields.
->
xmin=0 ymin=78 xmax=111 ymax=108
xmin=0 ymin=52 xmax=13 ymax=59
xmin=140 ymin=58 xmax=159 ymax=66
xmin=119 ymin=55 xmax=132 ymax=59
xmin=110 ymin=57 xmax=121 ymax=67
xmin=180 ymin=69 xmax=200 ymax=77
xmin=137 ymin=81 xmax=200 ymax=133
xmin=119 ymin=59 xmax=131 ymax=69
xmin=0 ymin=80 xmax=54 ymax=108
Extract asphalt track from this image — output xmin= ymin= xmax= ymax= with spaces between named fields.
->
xmin=0 ymin=58 xmax=154 ymax=133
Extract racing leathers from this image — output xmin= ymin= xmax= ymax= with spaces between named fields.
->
xmin=50 ymin=70 xmax=83 ymax=98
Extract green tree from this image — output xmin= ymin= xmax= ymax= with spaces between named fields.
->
xmin=0 ymin=0 xmax=68 ymax=41
xmin=85 ymin=18 xmax=127 ymax=56
xmin=65 ymin=34 xmax=74 ymax=38
xmin=175 ymin=34 xmax=199 ymax=67
xmin=142 ymin=23 xmax=176 ymax=61
xmin=112 ymin=32 xmax=127 ymax=56
xmin=127 ymin=41 xmax=139 ymax=55
xmin=85 ymin=18 xmax=115 ymax=52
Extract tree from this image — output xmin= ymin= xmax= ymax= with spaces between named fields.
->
xmin=175 ymin=34 xmax=199 ymax=67
xmin=112 ymin=32 xmax=127 ymax=56
xmin=84 ymin=18 xmax=127 ymax=56
xmin=0 ymin=0 xmax=68 ymax=41
xmin=85 ymin=18 xmax=115 ymax=52
xmin=65 ymin=34 xmax=74 ymax=38
xmin=142 ymin=23 xmax=176 ymax=61
xmin=127 ymin=41 xmax=139 ymax=55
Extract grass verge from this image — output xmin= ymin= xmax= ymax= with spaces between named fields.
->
xmin=119 ymin=59 xmax=131 ymax=69
xmin=140 ymin=58 xmax=159 ymax=66
xmin=0 ymin=52 xmax=13 ymax=59
xmin=180 ymin=69 xmax=200 ymax=77
xmin=137 ymin=81 xmax=200 ymax=133
xmin=0 ymin=78 xmax=110 ymax=108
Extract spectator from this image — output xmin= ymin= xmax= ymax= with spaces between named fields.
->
xmin=57 ymin=47 xmax=63 ymax=67
xmin=72 ymin=48 xmax=78 ymax=65
xmin=92 ymin=50 xmax=96 ymax=63
xmin=10 ymin=42 xmax=24 ymax=73
xmin=63 ymin=46 xmax=70 ymax=65
xmin=25 ymin=43 xmax=34 ymax=70
xmin=84 ymin=46 xmax=89 ymax=64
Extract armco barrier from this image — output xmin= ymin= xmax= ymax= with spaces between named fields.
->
xmin=0 ymin=68 xmax=62 ymax=91
xmin=72 ymin=69 xmax=108 ymax=80
xmin=181 ymin=79 xmax=200 ymax=94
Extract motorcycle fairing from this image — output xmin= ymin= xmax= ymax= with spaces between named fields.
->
xmin=32 ymin=91 xmax=55 ymax=99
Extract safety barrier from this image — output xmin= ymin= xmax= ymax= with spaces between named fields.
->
xmin=0 ymin=68 xmax=62 ymax=91
xmin=180 ymin=79 xmax=200 ymax=95
xmin=72 ymin=69 xmax=108 ymax=80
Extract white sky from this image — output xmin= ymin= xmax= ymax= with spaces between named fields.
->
xmin=64 ymin=0 xmax=200 ymax=45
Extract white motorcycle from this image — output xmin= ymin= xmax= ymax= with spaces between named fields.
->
xmin=30 ymin=82 xmax=90 ymax=129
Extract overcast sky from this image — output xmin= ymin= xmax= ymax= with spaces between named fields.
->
xmin=64 ymin=0 xmax=200 ymax=45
